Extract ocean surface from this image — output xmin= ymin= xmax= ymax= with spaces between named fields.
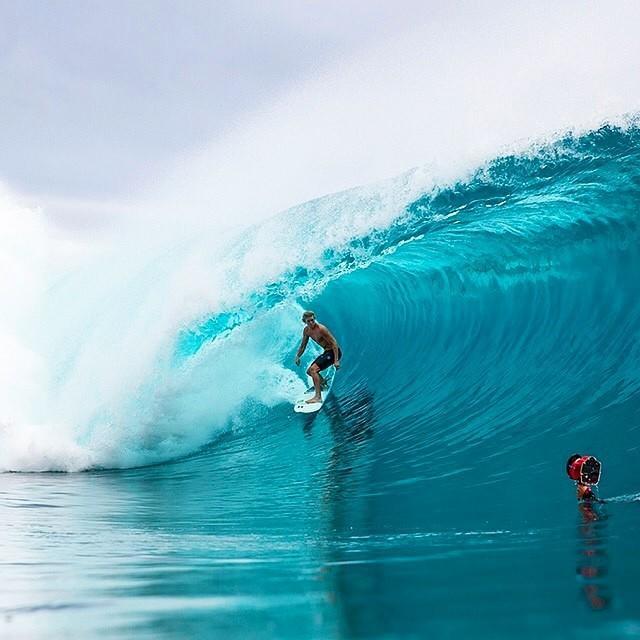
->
xmin=2 ymin=124 xmax=640 ymax=638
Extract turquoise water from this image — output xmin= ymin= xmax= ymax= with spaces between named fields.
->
xmin=2 ymin=125 xmax=640 ymax=638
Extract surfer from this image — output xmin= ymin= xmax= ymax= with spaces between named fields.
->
xmin=295 ymin=310 xmax=342 ymax=404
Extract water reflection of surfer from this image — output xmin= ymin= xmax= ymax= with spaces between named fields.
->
xmin=312 ymin=389 xmax=376 ymax=621
xmin=321 ymin=387 xmax=375 ymax=517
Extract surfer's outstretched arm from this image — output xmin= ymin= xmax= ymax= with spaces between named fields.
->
xmin=295 ymin=331 xmax=309 ymax=366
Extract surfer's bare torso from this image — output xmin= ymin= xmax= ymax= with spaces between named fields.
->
xmin=303 ymin=323 xmax=336 ymax=352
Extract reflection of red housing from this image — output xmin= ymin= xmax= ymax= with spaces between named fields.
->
xmin=566 ymin=454 xmax=601 ymax=485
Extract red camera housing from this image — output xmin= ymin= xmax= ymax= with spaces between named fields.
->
xmin=566 ymin=454 xmax=601 ymax=486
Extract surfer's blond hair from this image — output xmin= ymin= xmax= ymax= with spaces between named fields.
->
xmin=302 ymin=310 xmax=316 ymax=321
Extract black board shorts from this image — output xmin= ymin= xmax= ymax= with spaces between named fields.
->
xmin=313 ymin=348 xmax=342 ymax=372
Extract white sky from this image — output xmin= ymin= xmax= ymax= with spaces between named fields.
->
xmin=2 ymin=1 xmax=640 ymax=234
xmin=0 ymin=2 xmax=430 ymax=209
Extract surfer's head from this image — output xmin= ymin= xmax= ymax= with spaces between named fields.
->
xmin=302 ymin=310 xmax=316 ymax=326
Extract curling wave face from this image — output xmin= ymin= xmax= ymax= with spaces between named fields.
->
xmin=184 ymin=123 xmax=640 ymax=503
xmin=1 ymin=124 xmax=640 ymax=478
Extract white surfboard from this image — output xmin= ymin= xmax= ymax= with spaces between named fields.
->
xmin=294 ymin=367 xmax=336 ymax=413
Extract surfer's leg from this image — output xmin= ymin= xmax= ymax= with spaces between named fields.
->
xmin=312 ymin=351 xmax=331 ymax=390
xmin=305 ymin=363 xmax=323 ymax=403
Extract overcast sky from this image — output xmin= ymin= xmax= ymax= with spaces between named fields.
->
xmin=3 ymin=1 xmax=640 ymax=236
xmin=0 ymin=1 xmax=431 ymax=204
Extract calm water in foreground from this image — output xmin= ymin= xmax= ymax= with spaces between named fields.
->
xmin=2 ymin=403 xmax=640 ymax=639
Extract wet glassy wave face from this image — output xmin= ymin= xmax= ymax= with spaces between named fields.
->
xmin=2 ymin=124 xmax=640 ymax=638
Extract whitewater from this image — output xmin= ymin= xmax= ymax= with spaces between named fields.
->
xmin=2 ymin=2 xmax=640 ymax=638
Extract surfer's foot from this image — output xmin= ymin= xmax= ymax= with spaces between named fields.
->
xmin=306 ymin=396 xmax=322 ymax=404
